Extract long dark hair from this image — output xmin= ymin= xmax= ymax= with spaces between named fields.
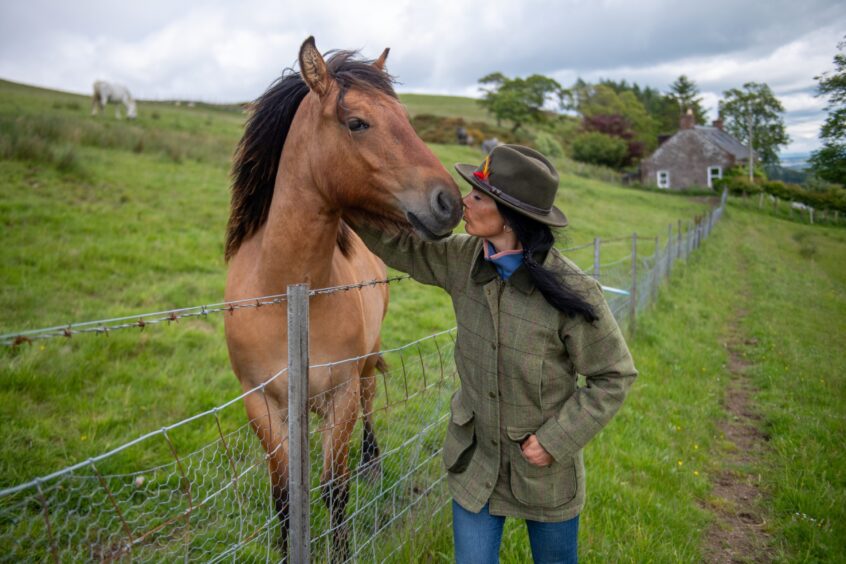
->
xmin=497 ymin=203 xmax=598 ymax=322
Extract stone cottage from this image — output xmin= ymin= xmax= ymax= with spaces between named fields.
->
xmin=640 ymin=111 xmax=754 ymax=190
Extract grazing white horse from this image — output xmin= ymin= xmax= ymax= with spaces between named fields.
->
xmin=91 ymin=80 xmax=137 ymax=119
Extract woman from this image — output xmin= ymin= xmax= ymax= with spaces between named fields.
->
xmin=354 ymin=145 xmax=637 ymax=563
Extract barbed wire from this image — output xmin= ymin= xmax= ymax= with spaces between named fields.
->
xmin=0 ymin=275 xmax=411 ymax=347
xmin=1 ymin=225 xmax=709 ymax=348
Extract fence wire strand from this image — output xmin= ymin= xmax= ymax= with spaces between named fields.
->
xmin=1 ymin=194 xmax=726 ymax=561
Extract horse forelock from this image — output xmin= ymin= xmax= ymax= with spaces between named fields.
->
xmin=225 ymin=49 xmax=398 ymax=262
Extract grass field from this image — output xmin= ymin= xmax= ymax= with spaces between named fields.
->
xmin=1 ymin=80 xmax=844 ymax=561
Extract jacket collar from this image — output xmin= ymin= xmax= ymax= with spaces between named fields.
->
xmin=470 ymin=239 xmax=548 ymax=295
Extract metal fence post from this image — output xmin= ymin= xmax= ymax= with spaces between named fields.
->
xmin=593 ymin=237 xmax=601 ymax=281
xmin=630 ymin=233 xmax=637 ymax=331
xmin=288 ymin=283 xmax=310 ymax=564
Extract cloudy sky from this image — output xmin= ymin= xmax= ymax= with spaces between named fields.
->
xmin=1 ymin=0 xmax=844 ymax=155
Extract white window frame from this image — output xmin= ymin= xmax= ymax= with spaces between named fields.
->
xmin=657 ymin=170 xmax=670 ymax=189
xmin=707 ymin=166 xmax=722 ymax=188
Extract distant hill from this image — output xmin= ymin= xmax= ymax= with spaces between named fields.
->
xmin=779 ymin=152 xmax=811 ymax=170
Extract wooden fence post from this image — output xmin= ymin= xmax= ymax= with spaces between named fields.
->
xmin=688 ymin=220 xmax=693 ymax=256
xmin=593 ymin=237 xmax=601 ymax=281
xmin=288 ymin=283 xmax=310 ymax=564
xmin=677 ymin=219 xmax=682 ymax=260
xmin=667 ymin=224 xmax=673 ymax=278
xmin=630 ymin=233 xmax=637 ymax=332
xmin=653 ymin=235 xmax=660 ymax=301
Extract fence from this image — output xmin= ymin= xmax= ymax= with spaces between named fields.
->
xmin=0 ymin=191 xmax=726 ymax=562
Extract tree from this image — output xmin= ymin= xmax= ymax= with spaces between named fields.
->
xmin=667 ymin=75 xmax=707 ymax=125
xmin=582 ymin=114 xmax=644 ymax=165
xmin=809 ymin=36 xmax=846 ymax=186
xmin=576 ymin=83 xmax=658 ymax=152
xmin=478 ymin=72 xmax=564 ymax=132
xmin=719 ymin=82 xmax=790 ymax=178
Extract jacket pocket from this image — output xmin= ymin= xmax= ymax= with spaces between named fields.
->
xmin=506 ymin=426 xmax=577 ymax=508
xmin=443 ymin=391 xmax=476 ymax=473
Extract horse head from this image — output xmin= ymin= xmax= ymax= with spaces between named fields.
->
xmin=296 ymin=37 xmax=462 ymax=240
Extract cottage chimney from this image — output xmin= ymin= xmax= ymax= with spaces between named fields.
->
xmin=680 ymin=108 xmax=695 ymax=130
xmin=712 ymin=117 xmax=724 ymax=131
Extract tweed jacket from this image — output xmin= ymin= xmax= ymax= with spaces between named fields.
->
xmin=355 ymin=224 xmax=637 ymax=522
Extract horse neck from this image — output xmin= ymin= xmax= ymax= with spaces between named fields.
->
xmin=257 ymin=138 xmax=341 ymax=291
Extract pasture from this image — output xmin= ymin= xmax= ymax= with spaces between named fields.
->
xmin=1 ymin=80 xmax=844 ymax=561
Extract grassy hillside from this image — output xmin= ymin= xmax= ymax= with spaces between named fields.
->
xmin=1 ymin=80 xmax=843 ymax=561
xmin=399 ymin=93 xmax=494 ymax=123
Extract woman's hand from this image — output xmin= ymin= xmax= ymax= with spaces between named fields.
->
xmin=520 ymin=434 xmax=554 ymax=467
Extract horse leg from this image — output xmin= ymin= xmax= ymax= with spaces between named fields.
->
xmin=243 ymin=392 xmax=290 ymax=559
xmin=320 ymin=383 xmax=359 ymax=562
xmin=359 ymin=354 xmax=384 ymax=481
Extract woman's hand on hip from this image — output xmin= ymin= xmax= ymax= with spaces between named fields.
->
xmin=520 ymin=434 xmax=554 ymax=467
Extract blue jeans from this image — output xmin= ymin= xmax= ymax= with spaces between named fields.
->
xmin=452 ymin=500 xmax=579 ymax=564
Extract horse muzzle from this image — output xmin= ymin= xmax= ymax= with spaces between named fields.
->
xmin=405 ymin=183 xmax=462 ymax=240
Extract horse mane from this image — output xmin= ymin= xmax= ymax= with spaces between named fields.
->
xmin=225 ymin=50 xmax=398 ymax=261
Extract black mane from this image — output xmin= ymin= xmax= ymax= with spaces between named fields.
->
xmin=225 ymin=50 xmax=397 ymax=261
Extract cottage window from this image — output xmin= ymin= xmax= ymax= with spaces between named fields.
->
xmin=657 ymin=170 xmax=670 ymax=189
xmin=707 ymin=166 xmax=722 ymax=188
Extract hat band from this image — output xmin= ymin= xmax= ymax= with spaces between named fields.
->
xmin=476 ymin=178 xmax=551 ymax=216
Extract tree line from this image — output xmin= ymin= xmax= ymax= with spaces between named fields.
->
xmin=478 ymin=71 xmax=788 ymax=170
xmin=475 ymin=36 xmax=845 ymax=212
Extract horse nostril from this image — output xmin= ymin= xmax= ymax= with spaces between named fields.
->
xmin=436 ymin=190 xmax=451 ymax=215
xmin=428 ymin=185 xmax=462 ymax=227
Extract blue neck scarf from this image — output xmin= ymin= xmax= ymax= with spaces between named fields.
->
xmin=483 ymin=240 xmax=524 ymax=280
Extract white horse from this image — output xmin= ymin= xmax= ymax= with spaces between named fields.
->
xmin=91 ymin=80 xmax=137 ymax=119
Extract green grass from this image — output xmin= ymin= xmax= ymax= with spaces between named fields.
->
xmin=399 ymin=93 xmax=494 ymax=123
xmin=1 ymin=80 xmax=844 ymax=562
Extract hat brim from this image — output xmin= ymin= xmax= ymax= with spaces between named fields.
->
xmin=455 ymin=163 xmax=568 ymax=227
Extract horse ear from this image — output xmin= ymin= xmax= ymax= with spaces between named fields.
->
xmin=373 ymin=47 xmax=390 ymax=71
xmin=299 ymin=36 xmax=331 ymax=97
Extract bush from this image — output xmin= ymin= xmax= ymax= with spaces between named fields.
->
xmin=532 ymin=131 xmax=564 ymax=158
xmin=714 ymin=176 xmax=761 ymax=196
xmin=571 ymin=132 xmax=628 ymax=169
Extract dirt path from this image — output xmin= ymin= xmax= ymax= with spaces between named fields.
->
xmin=701 ymin=305 xmax=775 ymax=563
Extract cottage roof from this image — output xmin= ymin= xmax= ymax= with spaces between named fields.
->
xmin=693 ymin=126 xmax=752 ymax=160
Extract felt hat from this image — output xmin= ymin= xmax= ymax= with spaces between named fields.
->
xmin=455 ymin=144 xmax=567 ymax=227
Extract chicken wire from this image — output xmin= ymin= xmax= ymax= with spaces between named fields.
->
xmin=1 ymin=192 xmax=727 ymax=562
xmin=0 ymin=331 xmax=457 ymax=563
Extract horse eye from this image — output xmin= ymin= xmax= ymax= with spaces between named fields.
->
xmin=348 ymin=118 xmax=369 ymax=132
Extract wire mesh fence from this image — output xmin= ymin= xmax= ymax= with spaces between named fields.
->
xmin=0 ymin=191 xmax=726 ymax=562
xmin=0 ymin=328 xmax=457 ymax=563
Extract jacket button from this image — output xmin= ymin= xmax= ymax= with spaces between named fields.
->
xmin=485 ymin=481 xmax=492 ymax=488
xmin=490 ymin=342 xmax=497 ymax=350
xmin=491 ymin=438 xmax=498 ymax=446
xmin=488 ymin=391 xmax=496 ymax=399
